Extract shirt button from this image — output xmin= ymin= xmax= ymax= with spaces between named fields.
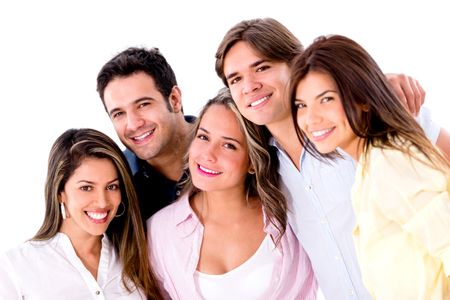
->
xmin=320 ymin=218 xmax=327 ymax=224
xmin=349 ymin=289 xmax=355 ymax=295
xmin=304 ymin=185 xmax=311 ymax=191
xmin=334 ymin=255 xmax=341 ymax=261
xmin=95 ymin=291 xmax=100 ymax=295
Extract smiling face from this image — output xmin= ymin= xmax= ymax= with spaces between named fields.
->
xmin=60 ymin=157 xmax=121 ymax=239
xmin=188 ymin=104 xmax=250 ymax=193
xmin=223 ymin=41 xmax=291 ymax=131
xmin=103 ymin=71 xmax=180 ymax=163
xmin=295 ymin=71 xmax=360 ymax=158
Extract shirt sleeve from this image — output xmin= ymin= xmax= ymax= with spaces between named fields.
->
xmin=416 ymin=106 xmax=440 ymax=144
xmin=0 ymin=254 xmax=22 ymax=299
xmin=370 ymin=149 xmax=450 ymax=276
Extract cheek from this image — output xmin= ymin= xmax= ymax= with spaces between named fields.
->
xmin=187 ymin=148 xmax=197 ymax=172
xmin=296 ymin=111 xmax=306 ymax=130
xmin=113 ymin=119 xmax=125 ymax=134
xmin=229 ymin=88 xmax=244 ymax=108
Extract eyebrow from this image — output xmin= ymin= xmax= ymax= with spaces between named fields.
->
xmin=316 ymin=90 xmax=338 ymax=99
xmin=108 ymin=97 xmax=155 ymax=117
xmin=198 ymin=127 xmax=243 ymax=145
xmin=225 ymin=59 xmax=267 ymax=82
xmin=76 ymin=178 xmax=119 ymax=185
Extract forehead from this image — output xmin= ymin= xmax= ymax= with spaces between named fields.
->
xmin=296 ymin=71 xmax=338 ymax=98
xmin=68 ymin=157 xmax=118 ymax=182
xmin=103 ymin=72 xmax=163 ymax=108
xmin=223 ymin=42 xmax=263 ymax=72
xmin=200 ymin=105 xmax=244 ymax=140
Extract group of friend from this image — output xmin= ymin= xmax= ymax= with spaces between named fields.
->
xmin=1 ymin=18 xmax=449 ymax=300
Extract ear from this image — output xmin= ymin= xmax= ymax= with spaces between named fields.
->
xmin=359 ymin=103 xmax=370 ymax=112
xmin=59 ymin=190 xmax=67 ymax=204
xmin=169 ymin=86 xmax=183 ymax=113
xmin=248 ymin=166 xmax=256 ymax=174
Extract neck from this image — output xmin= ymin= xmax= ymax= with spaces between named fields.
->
xmin=345 ymin=137 xmax=365 ymax=162
xmin=266 ymin=116 xmax=303 ymax=170
xmin=148 ymin=117 xmax=193 ymax=181
xmin=59 ymin=226 xmax=102 ymax=279
xmin=192 ymin=188 xmax=258 ymax=223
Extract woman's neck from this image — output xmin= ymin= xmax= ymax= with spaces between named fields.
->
xmin=192 ymin=188 xmax=259 ymax=224
xmin=60 ymin=227 xmax=102 ymax=279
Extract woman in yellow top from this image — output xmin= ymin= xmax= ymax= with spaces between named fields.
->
xmin=290 ymin=34 xmax=450 ymax=299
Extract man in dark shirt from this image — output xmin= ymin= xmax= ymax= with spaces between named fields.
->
xmin=96 ymin=47 xmax=194 ymax=222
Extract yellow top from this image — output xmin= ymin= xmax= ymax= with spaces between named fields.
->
xmin=352 ymin=144 xmax=450 ymax=299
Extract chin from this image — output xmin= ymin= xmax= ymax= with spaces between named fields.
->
xmin=316 ymin=145 xmax=338 ymax=154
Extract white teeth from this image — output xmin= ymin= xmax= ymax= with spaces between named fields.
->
xmin=199 ymin=165 xmax=220 ymax=174
xmin=312 ymin=128 xmax=333 ymax=137
xmin=250 ymin=96 xmax=269 ymax=107
xmin=86 ymin=211 xmax=108 ymax=220
xmin=133 ymin=129 xmax=154 ymax=141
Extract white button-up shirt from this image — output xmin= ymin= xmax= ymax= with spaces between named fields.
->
xmin=275 ymin=107 xmax=440 ymax=299
xmin=0 ymin=233 xmax=145 ymax=299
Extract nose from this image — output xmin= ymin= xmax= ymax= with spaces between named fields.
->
xmin=94 ymin=189 xmax=109 ymax=208
xmin=126 ymin=111 xmax=145 ymax=132
xmin=202 ymin=142 xmax=218 ymax=162
xmin=297 ymin=104 xmax=321 ymax=131
xmin=305 ymin=105 xmax=322 ymax=126
xmin=242 ymin=73 xmax=262 ymax=95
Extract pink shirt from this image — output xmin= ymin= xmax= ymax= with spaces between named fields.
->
xmin=147 ymin=193 xmax=317 ymax=300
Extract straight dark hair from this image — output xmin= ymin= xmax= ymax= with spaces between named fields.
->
xmin=34 ymin=128 xmax=162 ymax=299
xmin=290 ymin=35 xmax=450 ymax=172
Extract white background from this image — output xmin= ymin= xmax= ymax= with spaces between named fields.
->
xmin=0 ymin=0 xmax=449 ymax=252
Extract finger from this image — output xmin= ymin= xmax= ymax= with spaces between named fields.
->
xmin=390 ymin=81 xmax=408 ymax=109
xmin=407 ymin=77 xmax=421 ymax=116
xmin=416 ymin=79 xmax=426 ymax=106
xmin=400 ymin=77 xmax=416 ymax=115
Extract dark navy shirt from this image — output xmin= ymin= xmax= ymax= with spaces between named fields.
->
xmin=123 ymin=115 xmax=195 ymax=223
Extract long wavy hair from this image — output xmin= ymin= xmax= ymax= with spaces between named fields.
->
xmin=33 ymin=128 xmax=162 ymax=299
xmin=181 ymin=88 xmax=287 ymax=242
xmin=290 ymin=34 xmax=450 ymax=172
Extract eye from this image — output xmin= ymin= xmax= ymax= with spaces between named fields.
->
xmin=321 ymin=96 xmax=334 ymax=103
xmin=107 ymin=183 xmax=120 ymax=191
xmin=224 ymin=143 xmax=237 ymax=150
xmin=196 ymin=134 xmax=208 ymax=141
xmin=111 ymin=111 xmax=124 ymax=119
xmin=80 ymin=185 xmax=93 ymax=192
xmin=138 ymin=102 xmax=150 ymax=109
xmin=295 ymin=102 xmax=306 ymax=109
xmin=256 ymin=65 xmax=270 ymax=72
xmin=229 ymin=76 xmax=241 ymax=85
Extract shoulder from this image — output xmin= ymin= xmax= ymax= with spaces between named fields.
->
xmin=123 ymin=148 xmax=139 ymax=175
xmin=146 ymin=193 xmax=192 ymax=238
xmin=365 ymin=145 xmax=447 ymax=190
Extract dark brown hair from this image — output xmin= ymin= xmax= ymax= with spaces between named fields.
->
xmin=215 ymin=17 xmax=304 ymax=87
xmin=97 ymin=47 xmax=177 ymax=112
xmin=34 ymin=128 xmax=162 ymax=299
xmin=290 ymin=34 xmax=450 ymax=172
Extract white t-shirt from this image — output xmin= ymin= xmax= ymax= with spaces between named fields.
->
xmin=193 ymin=234 xmax=278 ymax=300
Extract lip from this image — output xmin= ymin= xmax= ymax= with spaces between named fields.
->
xmin=309 ymin=127 xmax=335 ymax=142
xmin=85 ymin=210 xmax=109 ymax=224
xmin=129 ymin=128 xmax=155 ymax=144
xmin=247 ymin=93 xmax=272 ymax=109
xmin=197 ymin=164 xmax=222 ymax=177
